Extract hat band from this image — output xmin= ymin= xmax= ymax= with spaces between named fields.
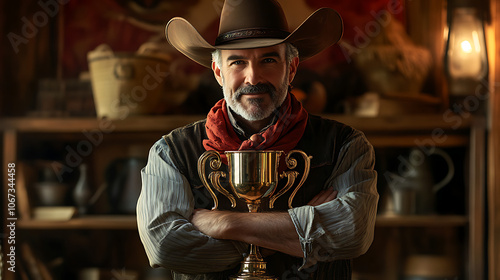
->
xmin=215 ymin=28 xmax=290 ymax=45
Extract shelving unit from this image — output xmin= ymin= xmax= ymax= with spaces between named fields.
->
xmin=355 ymin=115 xmax=485 ymax=280
xmin=1 ymin=114 xmax=485 ymax=279
xmin=375 ymin=215 xmax=468 ymax=227
xmin=16 ymin=216 xmax=137 ymax=230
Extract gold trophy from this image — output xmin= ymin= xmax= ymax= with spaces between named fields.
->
xmin=198 ymin=150 xmax=311 ymax=280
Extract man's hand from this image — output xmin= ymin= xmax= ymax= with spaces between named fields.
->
xmin=192 ymin=188 xmax=338 ymax=237
xmin=307 ymin=188 xmax=338 ymax=206
xmin=191 ymin=208 xmax=232 ymax=239
xmin=190 ymin=188 xmax=338 ymax=257
xmin=191 ymin=209 xmax=302 ymax=256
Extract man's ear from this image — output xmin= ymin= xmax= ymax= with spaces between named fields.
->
xmin=288 ymin=56 xmax=300 ymax=84
xmin=212 ymin=61 xmax=223 ymax=86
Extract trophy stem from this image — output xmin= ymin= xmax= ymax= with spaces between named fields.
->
xmin=247 ymin=202 xmax=260 ymax=213
xmin=246 ymin=202 xmax=263 ymax=264
xmin=230 ymin=244 xmax=277 ymax=280
xmin=228 ymin=203 xmax=277 ymax=280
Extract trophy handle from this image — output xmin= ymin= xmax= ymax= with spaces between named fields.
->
xmin=269 ymin=170 xmax=298 ymax=209
xmin=269 ymin=150 xmax=312 ymax=209
xmin=197 ymin=150 xmax=236 ymax=210
xmin=209 ymin=171 xmax=237 ymax=208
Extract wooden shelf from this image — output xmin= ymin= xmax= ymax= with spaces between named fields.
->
xmin=323 ymin=114 xmax=475 ymax=133
xmin=0 ymin=114 xmax=478 ymax=133
xmin=376 ymin=214 xmax=468 ymax=227
xmin=17 ymin=215 xmax=137 ymax=230
xmin=0 ymin=115 xmax=477 ymax=150
xmin=0 ymin=115 xmax=205 ymax=133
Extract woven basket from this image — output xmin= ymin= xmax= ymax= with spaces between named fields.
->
xmin=88 ymin=44 xmax=187 ymax=119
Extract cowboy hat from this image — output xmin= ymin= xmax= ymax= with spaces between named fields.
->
xmin=165 ymin=0 xmax=343 ymax=68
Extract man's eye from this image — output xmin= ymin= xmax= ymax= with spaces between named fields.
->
xmin=230 ymin=60 xmax=245 ymax=66
xmin=263 ymin=58 xmax=277 ymax=63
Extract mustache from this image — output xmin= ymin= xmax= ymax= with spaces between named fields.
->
xmin=234 ymin=83 xmax=277 ymax=100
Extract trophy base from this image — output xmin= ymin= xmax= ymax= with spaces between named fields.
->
xmin=229 ymin=258 xmax=277 ymax=280
xmin=230 ymin=276 xmax=277 ymax=280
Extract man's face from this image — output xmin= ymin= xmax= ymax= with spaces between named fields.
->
xmin=212 ymin=44 xmax=298 ymax=121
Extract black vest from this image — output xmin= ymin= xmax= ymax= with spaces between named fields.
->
xmin=164 ymin=114 xmax=354 ymax=279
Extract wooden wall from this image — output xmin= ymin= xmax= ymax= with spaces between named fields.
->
xmin=488 ymin=0 xmax=500 ymax=278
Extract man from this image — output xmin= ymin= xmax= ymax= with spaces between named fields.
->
xmin=137 ymin=0 xmax=379 ymax=279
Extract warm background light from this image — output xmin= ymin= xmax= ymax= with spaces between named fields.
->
xmin=445 ymin=4 xmax=488 ymax=98
xmin=460 ymin=40 xmax=472 ymax=53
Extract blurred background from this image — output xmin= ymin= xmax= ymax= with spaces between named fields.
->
xmin=1 ymin=0 xmax=499 ymax=279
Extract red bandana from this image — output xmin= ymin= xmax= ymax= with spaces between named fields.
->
xmin=203 ymin=92 xmax=308 ymax=161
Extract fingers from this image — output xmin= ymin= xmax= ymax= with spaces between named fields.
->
xmin=307 ymin=190 xmax=323 ymax=206
xmin=307 ymin=188 xmax=338 ymax=206
xmin=307 ymin=189 xmax=328 ymax=205
xmin=260 ymin=247 xmax=277 ymax=257
xmin=326 ymin=190 xmax=338 ymax=201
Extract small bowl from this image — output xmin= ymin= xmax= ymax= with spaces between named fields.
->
xmin=403 ymin=254 xmax=458 ymax=279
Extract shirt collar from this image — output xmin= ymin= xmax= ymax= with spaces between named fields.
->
xmin=226 ymin=103 xmax=278 ymax=139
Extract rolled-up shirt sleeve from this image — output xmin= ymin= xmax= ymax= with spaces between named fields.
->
xmin=137 ymin=139 xmax=248 ymax=274
xmin=288 ymin=130 xmax=379 ymax=269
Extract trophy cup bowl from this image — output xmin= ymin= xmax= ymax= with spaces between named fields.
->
xmin=226 ymin=150 xmax=280 ymax=208
xmin=198 ymin=150 xmax=311 ymax=280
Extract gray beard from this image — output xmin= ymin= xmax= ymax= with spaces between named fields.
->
xmin=223 ymin=77 xmax=289 ymax=121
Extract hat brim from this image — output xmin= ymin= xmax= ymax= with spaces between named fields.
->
xmin=166 ymin=8 xmax=343 ymax=68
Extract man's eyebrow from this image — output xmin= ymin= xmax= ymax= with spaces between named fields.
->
xmin=226 ymin=55 xmax=245 ymax=61
xmin=226 ymin=52 xmax=282 ymax=62
xmin=261 ymin=51 xmax=281 ymax=58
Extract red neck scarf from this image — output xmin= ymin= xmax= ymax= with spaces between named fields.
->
xmin=203 ymin=92 xmax=308 ymax=158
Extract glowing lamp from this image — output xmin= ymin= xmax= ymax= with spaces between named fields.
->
xmin=444 ymin=0 xmax=488 ymax=99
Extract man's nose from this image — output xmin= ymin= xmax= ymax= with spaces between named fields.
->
xmin=244 ymin=63 xmax=263 ymax=85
